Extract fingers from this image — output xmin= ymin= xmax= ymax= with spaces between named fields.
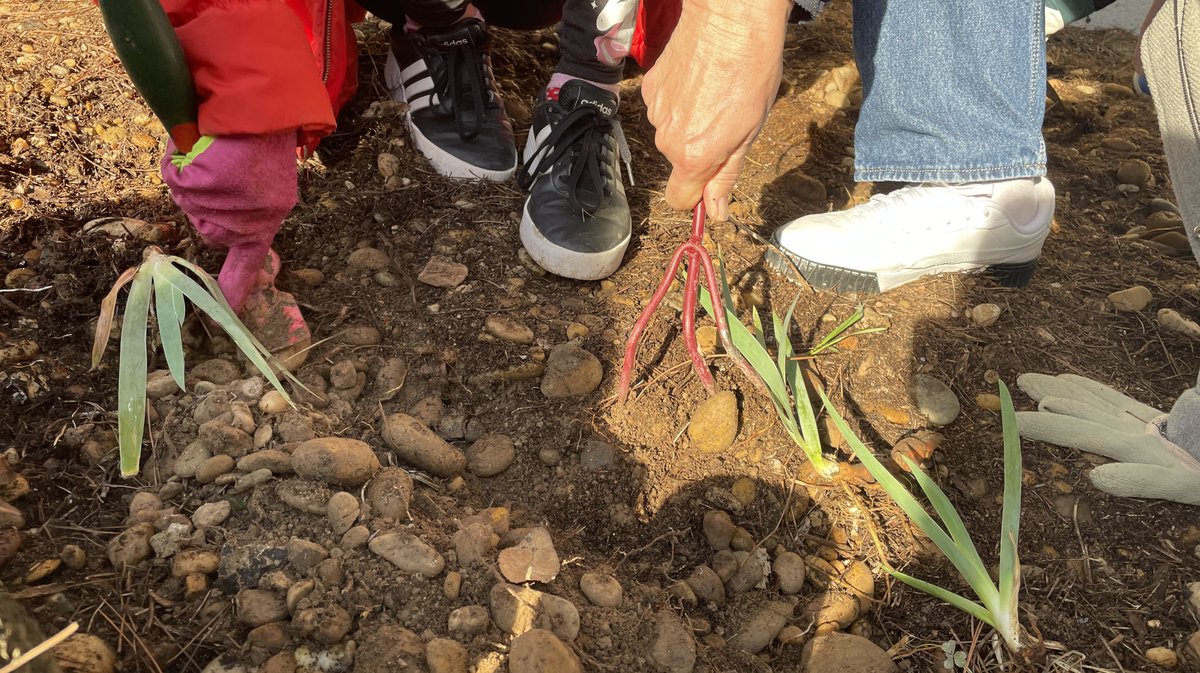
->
xmin=664 ymin=167 xmax=711 ymax=213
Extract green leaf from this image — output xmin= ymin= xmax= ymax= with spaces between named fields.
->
xmin=155 ymin=264 xmax=295 ymax=405
xmin=117 ymin=264 xmax=154 ymax=477
xmin=152 ymin=262 xmax=188 ymax=391
xmin=997 ymin=380 xmax=1023 ymax=626
xmin=809 ymin=303 xmax=866 ymax=355
xmin=751 ymin=306 xmax=767 ymax=350
xmin=886 ymin=566 xmax=997 ymax=629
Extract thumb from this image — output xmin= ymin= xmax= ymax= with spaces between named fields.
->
xmin=664 ymin=166 xmax=713 ymax=213
xmin=701 ymin=139 xmax=752 ymax=222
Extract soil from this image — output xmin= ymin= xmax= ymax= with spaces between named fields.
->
xmin=2 ymin=2 xmax=1200 ymax=672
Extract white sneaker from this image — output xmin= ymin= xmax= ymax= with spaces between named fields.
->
xmin=770 ymin=178 xmax=1056 ymax=293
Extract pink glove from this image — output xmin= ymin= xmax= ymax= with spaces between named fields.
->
xmin=160 ymin=132 xmax=297 ymax=313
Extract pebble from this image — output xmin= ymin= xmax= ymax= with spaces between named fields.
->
xmin=1101 ymin=137 xmax=1138 ymax=152
xmin=253 ymin=425 xmax=273 ymax=449
xmin=289 ymin=268 xmax=325 ymax=287
xmin=702 ymin=510 xmax=736 ymax=551
xmin=275 ymin=412 xmax=315 ymax=443
xmin=970 ymin=303 xmax=1002 ymax=327
xmin=484 ymin=314 xmax=535 ymax=344
xmin=574 ymin=440 xmax=616 ymax=472
xmin=234 ymin=472 xmax=270 ymax=494
xmin=1189 ymin=632 xmax=1200 ymax=661
xmin=912 ymin=374 xmax=960 ymax=426
xmin=774 ymin=551 xmax=807 ymax=594
xmin=128 ymin=492 xmax=162 ymax=524
xmin=1108 ymin=285 xmax=1152 ymax=312
xmin=199 ymin=422 xmax=254 ymax=457
xmin=579 ymin=572 xmax=623 ymax=607
xmin=1158 ymin=309 xmax=1200 ymax=338
xmin=54 ymin=634 xmax=117 ymax=673
xmin=465 ymin=434 xmax=516 ymax=477
xmin=540 ymin=343 xmax=603 ymax=398
xmin=175 ymin=441 xmax=213 ymax=479
xmin=688 ymin=391 xmax=739 ymax=453
xmin=448 ymin=605 xmax=490 ymax=636
xmin=192 ymin=359 xmax=241 ymax=385
xmin=107 ymin=523 xmax=156 ymax=568
xmin=454 ymin=521 xmax=496 ymax=565
xmin=326 ymin=492 xmax=359 ymax=534
xmin=726 ymin=548 xmax=771 ymax=594
xmin=238 ymin=450 xmax=294 ymax=475
xmin=291 ymin=438 xmax=380 ymax=486
xmin=1116 ymin=159 xmax=1153 ymax=187
xmin=802 ymin=632 xmax=897 ymax=672
xmin=217 ymin=543 xmax=289 ymax=592
xmin=508 ymin=629 xmax=582 ymax=673
xmin=425 ymin=638 xmax=467 ymax=673
xmin=686 ymin=566 xmax=726 ymax=606
xmin=347 ymin=247 xmax=390 ymax=271
xmin=499 ymin=527 xmax=560 ymax=583
xmin=172 ymin=549 xmax=220 ymax=577
xmin=339 ymin=325 xmax=382 ymax=346
xmin=842 ymin=560 xmax=875 ymax=608
xmin=341 ymin=526 xmax=370 ymax=550
xmin=1150 ymin=198 xmax=1181 ymax=215
xmin=1145 ymin=647 xmax=1178 ymax=669
xmin=444 ymin=571 xmax=462 ymax=599
xmin=804 ymin=590 xmax=860 ymax=632
xmin=236 ymin=589 xmax=289 ymax=627
xmin=259 ymin=391 xmax=290 ymax=414
xmin=538 ymin=447 xmax=562 ymax=466
xmin=192 ymin=501 xmax=232 ymax=528
xmin=408 ymin=395 xmax=445 ymax=427
xmin=374 ymin=358 xmax=409 ymax=401
xmin=418 ymin=256 xmax=469 ymax=288
xmin=369 ymin=532 xmax=445 ymax=578
xmin=976 ymin=393 xmax=1003 ymax=412
xmin=286 ymin=538 xmax=329 ymax=574
xmin=366 ymin=468 xmax=414 ymax=520
xmin=382 ymin=413 xmax=466 ymax=478
xmin=731 ymin=600 xmax=794 ymax=653
xmin=731 ymin=478 xmax=756 ymax=507
xmin=60 ymin=544 xmax=87 ymax=570
xmin=146 ymin=369 xmax=181 ymax=398
xmin=489 ymin=583 xmax=580 ymax=640
xmin=194 ymin=451 xmax=234 ymax=482
xmin=648 ymin=610 xmax=696 ymax=673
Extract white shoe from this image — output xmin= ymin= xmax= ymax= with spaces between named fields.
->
xmin=770 ymin=178 xmax=1056 ymax=293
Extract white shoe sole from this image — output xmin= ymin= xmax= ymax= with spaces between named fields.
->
xmin=519 ymin=202 xmax=629 ymax=281
xmin=384 ymin=51 xmax=516 ymax=182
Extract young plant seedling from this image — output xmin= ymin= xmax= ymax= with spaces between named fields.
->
xmin=92 ymin=247 xmax=301 ymax=477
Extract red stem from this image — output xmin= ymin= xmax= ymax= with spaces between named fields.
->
xmin=618 ymin=241 xmax=691 ymax=402
xmin=681 ymin=250 xmax=714 ymax=392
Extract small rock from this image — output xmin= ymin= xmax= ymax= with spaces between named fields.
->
xmin=291 ymin=438 xmax=380 ymax=486
xmin=408 ymin=394 xmax=445 ymax=427
xmin=418 ymin=256 xmax=469 ymax=288
xmin=801 ymin=632 xmax=897 ymax=672
xmin=174 ymin=441 xmax=212 ymax=479
xmin=107 ymin=523 xmax=155 ymax=568
xmin=1145 ymin=646 xmax=1177 ymax=669
xmin=425 ymin=638 xmax=467 ymax=673
xmin=726 ymin=548 xmax=771 ymax=594
xmin=1101 ymin=137 xmax=1138 ymax=152
xmin=382 ymin=413 xmax=466 ymax=478
xmin=217 ymin=543 xmax=289 ymax=592
xmin=339 ymin=325 xmax=382 ymax=346
xmin=498 ymin=527 xmax=559 ymax=583
xmin=579 ymin=572 xmax=622 ymax=607
xmin=236 ymin=589 xmax=289 ymax=627
xmin=448 ymin=605 xmax=490 ymax=636
xmin=196 ymin=455 xmax=236 ymax=484
xmin=172 ymin=549 xmax=220 ymax=577
xmin=1116 ymin=159 xmax=1153 ymax=187
xmin=686 ymin=566 xmax=725 ymax=606
xmin=731 ymin=478 xmax=756 ymax=507
xmin=912 ymin=374 xmax=960 ymax=426
xmin=275 ymin=411 xmax=315 ymax=443
xmin=970 ymin=303 xmax=1001 ymax=327
xmin=60 ymin=544 xmax=87 ymax=570
xmin=648 ymin=609 xmax=696 ymax=673
xmin=1188 ymin=632 xmax=1200 ymax=661
xmin=259 ymin=391 xmax=290 ymax=414
xmin=54 ymin=633 xmax=117 ymax=673
xmin=508 ymin=629 xmax=582 ymax=673
xmin=146 ymin=369 xmax=181 ymax=398
xmin=976 ymin=393 xmax=1003 ymax=412
xmin=453 ymin=521 xmax=496 ymax=565
xmin=23 ymin=558 xmax=61 ymax=583
xmin=326 ymin=492 xmax=359 ymax=534
xmin=192 ymin=501 xmax=232 ymax=528
xmin=484 ymin=314 xmax=534 ymax=344
xmin=702 ymin=510 xmax=736 ymax=551
xmin=286 ymin=538 xmax=329 ymax=575
xmin=688 ymin=391 xmax=739 ymax=453
xmin=238 ymin=450 xmax=294 ymax=475
xmin=253 ymin=425 xmax=273 ymax=449
xmin=192 ymin=359 xmax=241 ymax=385
xmin=347 ymin=247 xmax=390 ymax=271
xmin=341 ymin=526 xmax=370 ymax=550
xmin=127 ymin=491 xmax=161 ymax=524
xmin=290 ymin=268 xmax=325 ymax=287
xmin=774 ymin=551 xmax=806 ymax=594
xmin=1108 ymin=285 xmax=1152 ymax=312
xmin=1159 ymin=309 xmax=1200 ymax=338
xmin=293 ymin=604 xmax=352 ymax=644
xmin=538 ymin=447 xmax=562 ymax=466
xmin=731 ymin=600 xmax=794 ymax=653
xmin=366 ymin=468 xmax=414 ymax=520
xmin=444 ymin=571 xmax=462 ymax=599
xmin=804 ymin=590 xmax=860 ymax=632
xmin=369 ymin=532 xmax=445 ymax=578
xmin=580 ymin=440 xmax=616 ymax=471
xmin=489 ymin=583 xmax=580 ymax=640
xmin=540 ymin=343 xmax=603 ymax=398
xmin=465 ymin=434 xmax=516 ymax=477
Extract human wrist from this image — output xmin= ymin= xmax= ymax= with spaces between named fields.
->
xmin=681 ymin=0 xmax=792 ymax=40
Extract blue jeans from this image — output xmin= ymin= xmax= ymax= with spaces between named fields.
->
xmin=852 ymin=0 xmax=1047 ymax=183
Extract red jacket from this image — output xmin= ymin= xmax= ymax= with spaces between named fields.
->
xmin=161 ymin=0 xmax=681 ymax=150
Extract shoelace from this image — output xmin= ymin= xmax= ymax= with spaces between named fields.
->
xmin=519 ymin=106 xmax=634 ymax=212
xmin=418 ymin=35 xmax=491 ymax=140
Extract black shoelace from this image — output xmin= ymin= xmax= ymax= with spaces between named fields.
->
xmin=417 ymin=35 xmax=490 ymax=140
xmin=519 ymin=106 xmax=615 ymax=212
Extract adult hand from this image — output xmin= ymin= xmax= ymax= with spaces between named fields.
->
xmin=642 ymin=0 xmax=792 ymax=221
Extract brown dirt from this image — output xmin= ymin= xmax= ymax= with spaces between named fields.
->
xmin=2 ymin=2 xmax=1199 ymax=672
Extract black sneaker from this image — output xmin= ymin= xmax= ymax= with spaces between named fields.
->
xmin=517 ymin=80 xmax=632 ymax=280
xmin=385 ymin=19 xmax=516 ymax=180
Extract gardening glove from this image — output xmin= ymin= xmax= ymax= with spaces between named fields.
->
xmin=1015 ymin=372 xmax=1200 ymax=505
xmin=160 ymin=132 xmax=311 ymax=353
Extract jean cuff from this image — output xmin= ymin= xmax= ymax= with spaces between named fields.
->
xmin=854 ymin=162 xmax=1046 ymax=183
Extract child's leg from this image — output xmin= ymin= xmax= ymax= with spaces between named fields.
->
xmin=554 ymin=0 xmax=637 ymax=88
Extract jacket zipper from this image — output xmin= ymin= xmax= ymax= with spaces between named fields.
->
xmin=321 ymin=0 xmax=334 ymax=83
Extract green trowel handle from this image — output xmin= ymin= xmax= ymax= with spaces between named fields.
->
xmin=97 ymin=0 xmax=200 ymax=153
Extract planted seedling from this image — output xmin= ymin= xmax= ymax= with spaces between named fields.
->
xmin=92 ymin=247 xmax=301 ymax=477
